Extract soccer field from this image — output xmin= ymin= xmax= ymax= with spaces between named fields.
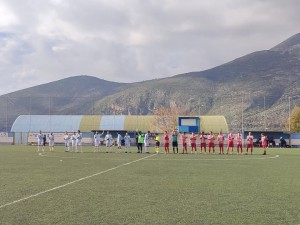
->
xmin=0 ymin=145 xmax=299 ymax=225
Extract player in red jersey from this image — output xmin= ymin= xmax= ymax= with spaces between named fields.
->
xmin=261 ymin=133 xmax=267 ymax=155
xmin=181 ymin=132 xmax=188 ymax=154
xmin=190 ymin=132 xmax=197 ymax=154
xmin=207 ymin=131 xmax=215 ymax=154
xmin=226 ymin=132 xmax=234 ymax=154
xmin=164 ymin=131 xmax=170 ymax=154
xmin=236 ymin=132 xmax=243 ymax=155
xmin=217 ymin=131 xmax=225 ymax=154
xmin=246 ymin=132 xmax=254 ymax=155
xmin=199 ymin=131 xmax=207 ymax=153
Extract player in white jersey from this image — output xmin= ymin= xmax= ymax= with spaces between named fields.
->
xmin=71 ymin=132 xmax=76 ymax=152
xmin=48 ymin=132 xmax=55 ymax=152
xmin=124 ymin=132 xmax=131 ymax=153
xmin=144 ymin=131 xmax=150 ymax=153
xmin=64 ymin=132 xmax=71 ymax=152
xmin=94 ymin=131 xmax=104 ymax=152
xmin=37 ymin=130 xmax=44 ymax=152
xmin=75 ymin=130 xmax=83 ymax=153
xmin=104 ymin=131 xmax=113 ymax=153
xmin=116 ymin=132 xmax=123 ymax=153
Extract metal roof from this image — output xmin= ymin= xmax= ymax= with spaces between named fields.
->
xmin=11 ymin=115 xmax=83 ymax=132
xmin=11 ymin=115 xmax=228 ymax=133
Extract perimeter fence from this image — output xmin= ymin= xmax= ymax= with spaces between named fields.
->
xmin=0 ymin=94 xmax=299 ymax=133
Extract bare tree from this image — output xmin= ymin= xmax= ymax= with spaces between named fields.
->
xmin=151 ymin=103 xmax=192 ymax=132
xmin=286 ymin=106 xmax=300 ymax=132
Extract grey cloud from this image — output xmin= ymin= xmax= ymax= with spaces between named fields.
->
xmin=0 ymin=0 xmax=300 ymax=94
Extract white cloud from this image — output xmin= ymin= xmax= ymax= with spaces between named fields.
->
xmin=0 ymin=2 xmax=18 ymax=27
xmin=0 ymin=0 xmax=300 ymax=95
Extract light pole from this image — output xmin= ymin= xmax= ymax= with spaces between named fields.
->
xmin=288 ymin=96 xmax=291 ymax=146
xmin=6 ymin=96 xmax=8 ymax=133
xmin=241 ymin=96 xmax=244 ymax=147
xmin=49 ymin=96 xmax=51 ymax=132
xmin=29 ymin=96 xmax=32 ymax=132
xmin=264 ymin=96 xmax=266 ymax=131
xmin=188 ymin=97 xmax=195 ymax=114
xmin=288 ymin=96 xmax=291 ymax=132
xmin=241 ymin=96 xmax=244 ymax=133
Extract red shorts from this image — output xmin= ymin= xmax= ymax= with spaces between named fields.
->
xmin=218 ymin=143 xmax=224 ymax=148
xmin=191 ymin=143 xmax=196 ymax=148
xmin=237 ymin=143 xmax=242 ymax=148
xmin=228 ymin=142 xmax=234 ymax=148
xmin=183 ymin=143 xmax=187 ymax=148
xmin=208 ymin=143 xmax=215 ymax=148
xmin=164 ymin=143 xmax=169 ymax=147
xmin=262 ymin=144 xmax=267 ymax=148
xmin=200 ymin=143 xmax=206 ymax=148
xmin=247 ymin=144 xmax=253 ymax=148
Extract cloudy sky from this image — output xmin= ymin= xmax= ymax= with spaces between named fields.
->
xmin=0 ymin=0 xmax=299 ymax=95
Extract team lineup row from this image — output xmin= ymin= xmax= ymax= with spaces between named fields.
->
xmin=36 ymin=130 xmax=269 ymax=155
xmin=156 ymin=130 xmax=268 ymax=155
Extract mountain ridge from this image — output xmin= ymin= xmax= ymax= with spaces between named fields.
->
xmin=1 ymin=33 xmax=300 ymax=131
xmin=5 ymin=75 xmax=130 ymax=97
xmin=271 ymin=33 xmax=300 ymax=52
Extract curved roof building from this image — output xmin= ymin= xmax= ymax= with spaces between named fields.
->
xmin=11 ymin=115 xmax=228 ymax=133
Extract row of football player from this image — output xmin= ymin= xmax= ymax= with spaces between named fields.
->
xmin=160 ymin=131 xmax=268 ymax=155
xmin=36 ymin=130 xmax=130 ymax=153
xmin=91 ymin=130 xmax=268 ymax=155
xmin=37 ymin=130 xmax=268 ymax=155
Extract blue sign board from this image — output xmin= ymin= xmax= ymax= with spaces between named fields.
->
xmin=178 ymin=117 xmax=200 ymax=133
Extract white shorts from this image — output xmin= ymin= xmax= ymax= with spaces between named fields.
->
xmin=125 ymin=142 xmax=130 ymax=147
xmin=76 ymin=140 xmax=82 ymax=146
xmin=106 ymin=140 xmax=111 ymax=147
xmin=49 ymin=140 xmax=54 ymax=147
xmin=72 ymin=140 xmax=76 ymax=146
xmin=38 ymin=139 xmax=43 ymax=146
xmin=144 ymin=141 xmax=149 ymax=147
xmin=65 ymin=141 xmax=70 ymax=147
xmin=94 ymin=140 xmax=99 ymax=147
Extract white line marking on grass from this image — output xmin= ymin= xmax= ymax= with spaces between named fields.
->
xmin=39 ymin=153 xmax=129 ymax=161
xmin=145 ymin=155 xmax=279 ymax=161
xmin=0 ymin=154 xmax=155 ymax=210
xmin=40 ymin=153 xmax=280 ymax=161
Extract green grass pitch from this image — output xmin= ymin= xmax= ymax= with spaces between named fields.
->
xmin=0 ymin=145 xmax=299 ymax=225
